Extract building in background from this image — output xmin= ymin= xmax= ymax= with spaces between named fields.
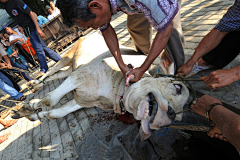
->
xmin=0 ymin=9 xmax=15 ymax=32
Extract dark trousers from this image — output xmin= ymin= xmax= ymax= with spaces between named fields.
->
xmin=30 ymin=29 xmax=61 ymax=73
xmin=202 ymin=31 xmax=240 ymax=69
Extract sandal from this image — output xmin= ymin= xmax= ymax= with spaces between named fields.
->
xmin=19 ymin=95 xmax=26 ymax=101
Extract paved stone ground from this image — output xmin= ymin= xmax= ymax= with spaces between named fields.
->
xmin=0 ymin=0 xmax=239 ymax=159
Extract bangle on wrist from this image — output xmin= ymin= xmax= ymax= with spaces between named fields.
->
xmin=205 ymin=103 xmax=222 ymax=121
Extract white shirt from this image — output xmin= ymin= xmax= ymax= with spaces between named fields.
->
xmin=9 ymin=28 xmax=28 ymax=45
xmin=47 ymin=11 xmax=59 ymax=20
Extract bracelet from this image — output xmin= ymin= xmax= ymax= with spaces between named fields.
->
xmin=205 ymin=103 xmax=222 ymax=121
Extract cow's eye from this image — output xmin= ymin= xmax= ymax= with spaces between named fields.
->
xmin=173 ymin=84 xmax=182 ymax=95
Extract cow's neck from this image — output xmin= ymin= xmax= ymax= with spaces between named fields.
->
xmin=110 ymin=71 xmax=127 ymax=114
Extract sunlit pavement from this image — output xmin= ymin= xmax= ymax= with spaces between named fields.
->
xmin=0 ymin=0 xmax=235 ymax=159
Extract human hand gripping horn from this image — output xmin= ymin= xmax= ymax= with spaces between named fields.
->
xmin=125 ymin=64 xmax=134 ymax=87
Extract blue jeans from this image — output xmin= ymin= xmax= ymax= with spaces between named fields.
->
xmin=0 ymin=73 xmax=22 ymax=99
xmin=10 ymin=58 xmax=29 ymax=71
xmin=11 ymin=63 xmax=33 ymax=82
xmin=30 ymin=29 xmax=61 ymax=73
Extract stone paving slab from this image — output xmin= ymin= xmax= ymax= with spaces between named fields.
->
xmin=0 ymin=0 xmax=238 ymax=159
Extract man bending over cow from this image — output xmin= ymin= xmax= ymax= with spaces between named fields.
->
xmin=56 ymin=0 xmax=185 ymax=82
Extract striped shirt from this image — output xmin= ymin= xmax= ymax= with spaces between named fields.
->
xmin=215 ymin=0 xmax=240 ymax=32
xmin=100 ymin=0 xmax=178 ymax=32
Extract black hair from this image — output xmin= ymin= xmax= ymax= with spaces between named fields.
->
xmin=56 ymin=0 xmax=96 ymax=27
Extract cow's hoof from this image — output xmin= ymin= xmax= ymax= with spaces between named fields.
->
xmin=28 ymin=80 xmax=41 ymax=86
xmin=41 ymin=97 xmax=54 ymax=108
xmin=28 ymin=113 xmax=40 ymax=121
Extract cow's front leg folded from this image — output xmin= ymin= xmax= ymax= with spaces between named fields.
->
xmin=41 ymin=71 xmax=83 ymax=108
xmin=27 ymin=99 xmax=82 ymax=121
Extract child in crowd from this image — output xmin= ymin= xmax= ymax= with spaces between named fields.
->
xmin=2 ymin=41 xmax=31 ymax=71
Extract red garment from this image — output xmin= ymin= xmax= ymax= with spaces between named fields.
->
xmin=21 ymin=38 xmax=36 ymax=57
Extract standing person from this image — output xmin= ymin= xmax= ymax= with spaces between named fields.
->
xmin=49 ymin=1 xmax=60 ymax=14
xmin=0 ymin=44 xmax=26 ymax=100
xmin=5 ymin=40 xmax=31 ymax=71
xmin=1 ymin=0 xmax=62 ymax=78
xmin=46 ymin=5 xmax=59 ymax=20
xmin=56 ymin=0 xmax=185 ymax=82
xmin=0 ymin=33 xmax=7 ymax=47
xmin=0 ymin=42 xmax=32 ymax=82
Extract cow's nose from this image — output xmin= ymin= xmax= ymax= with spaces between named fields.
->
xmin=167 ymin=106 xmax=176 ymax=120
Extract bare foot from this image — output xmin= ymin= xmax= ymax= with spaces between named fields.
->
xmin=0 ymin=133 xmax=11 ymax=143
xmin=208 ymin=124 xmax=228 ymax=142
xmin=3 ymin=119 xmax=18 ymax=129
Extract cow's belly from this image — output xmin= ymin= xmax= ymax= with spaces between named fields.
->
xmin=73 ymin=61 xmax=125 ymax=111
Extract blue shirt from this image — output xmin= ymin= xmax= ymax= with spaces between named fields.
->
xmin=215 ymin=0 xmax=240 ymax=32
xmin=37 ymin=15 xmax=49 ymax=27
xmin=100 ymin=0 xmax=178 ymax=32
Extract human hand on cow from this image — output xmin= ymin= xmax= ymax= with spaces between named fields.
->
xmin=177 ymin=61 xmax=194 ymax=76
xmin=191 ymin=95 xmax=222 ymax=117
xmin=127 ymin=67 xmax=145 ymax=82
xmin=200 ymin=68 xmax=240 ymax=89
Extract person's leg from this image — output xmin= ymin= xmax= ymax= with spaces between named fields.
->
xmin=11 ymin=61 xmax=27 ymax=71
xmin=10 ymin=63 xmax=32 ymax=81
xmin=21 ymin=59 xmax=30 ymax=70
xmin=0 ymin=79 xmax=23 ymax=99
xmin=202 ymin=31 xmax=240 ymax=69
xmin=39 ymin=38 xmax=61 ymax=62
xmin=30 ymin=29 xmax=48 ymax=73
xmin=165 ymin=0 xmax=185 ymax=73
xmin=0 ymin=72 xmax=14 ymax=88
xmin=127 ymin=14 xmax=152 ymax=55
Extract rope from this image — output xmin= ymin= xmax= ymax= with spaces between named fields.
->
xmin=168 ymin=124 xmax=211 ymax=132
xmin=0 ymin=104 xmax=19 ymax=112
xmin=0 ymin=98 xmax=26 ymax=103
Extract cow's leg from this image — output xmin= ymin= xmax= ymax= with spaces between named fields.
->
xmin=28 ymin=99 xmax=83 ymax=121
xmin=39 ymin=61 xmax=72 ymax=81
xmin=41 ymin=71 xmax=83 ymax=108
xmin=45 ymin=65 xmax=73 ymax=82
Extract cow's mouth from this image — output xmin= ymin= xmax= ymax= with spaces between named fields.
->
xmin=137 ymin=93 xmax=158 ymax=135
xmin=138 ymin=92 xmax=176 ymax=136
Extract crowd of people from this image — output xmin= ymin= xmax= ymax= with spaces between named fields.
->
xmin=0 ymin=0 xmax=238 ymax=154
xmin=0 ymin=0 xmax=62 ymax=143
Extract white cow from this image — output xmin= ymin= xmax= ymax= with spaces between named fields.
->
xmin=17 ymin=33 xmax=189 ymax=140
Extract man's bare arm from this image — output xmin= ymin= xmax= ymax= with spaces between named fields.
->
xmin=29 ymin=11 xmax=45 ymax=38
xmin=2 ymin=55 xmax=12 ymax=69
xmin=10 ymin=38 xmax=24 ymax=45
xmin=178 ymin=29 xmax=228 ymax=76
xmin=102 ymin=25 xmax=129 ymax=75
xmin=130 ymin=22 xmax=173 ymax=82
xmin=201 ymin=65 xmax=240 ymax=89
xmin=192 ymin=95 xmax=240 ymax=152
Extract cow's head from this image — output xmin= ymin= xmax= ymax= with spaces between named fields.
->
xmin=123 ymin=77 xmax=189 ymax=141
